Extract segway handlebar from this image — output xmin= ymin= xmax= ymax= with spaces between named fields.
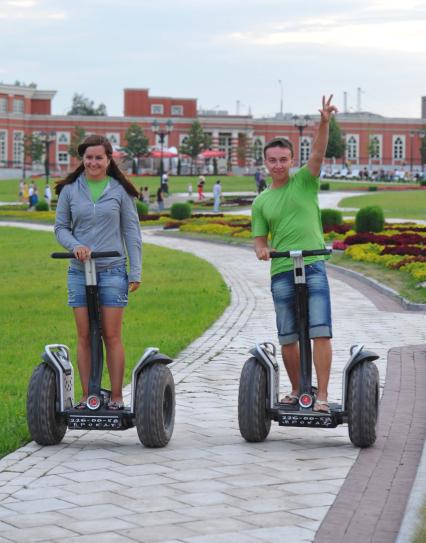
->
xmin=270 ymin=249 xmax=332 ymax=258
xmin=51 ymin=251 xmax=121 ymax=259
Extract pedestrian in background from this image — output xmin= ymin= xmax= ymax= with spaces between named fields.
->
xmin=213 ymin=179 xmax=222 ymax=213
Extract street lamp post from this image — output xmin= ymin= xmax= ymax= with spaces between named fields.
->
xmin=293 ymin=115 xmax=310 ymax=166
xmin=409 ymin=130 xmax=414 ymax=173
xmin=39 ymin=131 xmax=56 ymax=182
xmin=151 ymin=119 xmax=173 ymax=177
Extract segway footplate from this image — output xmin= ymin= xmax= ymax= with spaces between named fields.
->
xmin=276 ymin=403 xmax=343 ymax=428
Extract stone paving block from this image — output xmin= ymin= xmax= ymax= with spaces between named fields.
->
xmin=122 ymin=523 xmax=199 ymax=542
xmin=54 ymin=533 xmax=137 ymax=543
xmin=0 ymin=525 xmax=77 ymax=542
xmin=62 ymin=503 xmax=134 ymax=520
xmin=3 ymin=497 xmax=76 ymax=514
xmin=246 ymin=524 xmax=315 ymax=542
xmin=62 ymin=517 xmax=138 ymax=535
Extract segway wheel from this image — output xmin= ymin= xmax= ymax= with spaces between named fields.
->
xmin=347 ymin=361 xmax=379 ymax=448
xmin=135 ymin=364 xmax=175 ymax=448
xmin=27 ymin=363 xmax=67 ymax=446
xmin=238 ymin=357 xmax=271 ymax=442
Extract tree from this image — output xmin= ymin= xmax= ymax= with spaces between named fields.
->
xmin=179 ymin=121 xmax=211 ymax=174
xmin=123 ymin=124 xmax=149 ymax=173
xmin=325 ymin=116 xmax=345 ymax=161
xmin=67 ymin=93 xmax=107 ymax=116
xmin=68 ymin=126 xmax=87 ymax=158
xmin=22 ymin=134 xmax=44 ymax=178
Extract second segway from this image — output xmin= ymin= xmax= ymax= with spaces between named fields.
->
xmin=238 ymin=249 xmax=380 ymax=448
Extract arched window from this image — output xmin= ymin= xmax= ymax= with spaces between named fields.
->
xmin=393 ymin=137 xmax=404 ymax=160
xmin=369 ymin=136 xmax=381 ymax=159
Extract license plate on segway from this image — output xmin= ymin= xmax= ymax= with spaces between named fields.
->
xmin=278 ymin=412 xmax=337 ymax=428
xmin=68 ymin=414 xmax=126 ymax=430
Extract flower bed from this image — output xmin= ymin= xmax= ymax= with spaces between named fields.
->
xmin=331 ymin=222 xmax=426 ymax=283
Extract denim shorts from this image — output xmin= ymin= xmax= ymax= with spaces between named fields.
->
xmin=67 ymin=265 xmax=129 ymax=308
xmin=271 ymin=260 xmax=332 ymax=345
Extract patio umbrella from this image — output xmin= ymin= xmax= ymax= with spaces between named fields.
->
xmin=199 ymin=150 xmax=226 ymax=159
xmin=150 ymin=150 xmax=178 ymax=158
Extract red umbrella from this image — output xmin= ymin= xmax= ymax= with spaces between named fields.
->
xmin=199 ymin=150 xmax=226 ymax=159
xmin=150 ymin=150 xmax=178 ymax=158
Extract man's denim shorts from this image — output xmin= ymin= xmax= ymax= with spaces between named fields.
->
xmin=67 ymin=265 xmax=129 ymax=308
xmin=271 ymin=260 xmax=332 ymax=345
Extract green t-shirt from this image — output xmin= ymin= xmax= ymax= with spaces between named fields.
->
xmin=86 ymin=177 xmax=109 ymax=202
xmin=251 ymin=165 xmax=327 ymax=276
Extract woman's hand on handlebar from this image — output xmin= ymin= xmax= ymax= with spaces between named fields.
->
xmin=73 ymin=245 xmax=91 ymax=262
xmin=129 ymin=281 xmax=141 ymax=293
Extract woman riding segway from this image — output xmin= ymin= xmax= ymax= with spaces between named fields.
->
xmin=54 ymin=135 xmax=142 ymax=411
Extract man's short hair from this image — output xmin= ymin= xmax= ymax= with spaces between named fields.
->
xmin=263 ymin=137 xmax=294 ymax=158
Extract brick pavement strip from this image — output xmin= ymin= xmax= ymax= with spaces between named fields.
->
xmin=315 ymin=345 xmax=426 ymax=543
xmin=0 ymin=225 xmax=425 ymax=542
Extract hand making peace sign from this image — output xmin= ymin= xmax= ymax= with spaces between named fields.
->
xmin=319 ymin=94 xmax=338 ymax=123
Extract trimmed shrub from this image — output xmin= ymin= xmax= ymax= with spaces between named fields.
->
xmin=320 ymin=182 xmax=330 ymax=190
xmin=368 ymin=186 xmax=378 ymax=191
xmin=420 ymin=180 xmax=426 ymax=186
xmin=321 ymin=208 xmax=343 ymax=229
xmin=355 ymin=205 xmax=385 ymax=233
xmin=136 ymin=201 xmax=149 ymax=219
xmin=170 ymin=202 xmax=192 ymax=220
xmin=35 ymin=200 xmax=49 ymax=211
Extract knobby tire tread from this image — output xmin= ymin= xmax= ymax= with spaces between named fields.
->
xmin=135 ymin=364 xmax=175 ymax=448
xmin=27 ymin=364 xmax=66 ymax=446
xmin=238 ymin=357 xmax=271 ymax=442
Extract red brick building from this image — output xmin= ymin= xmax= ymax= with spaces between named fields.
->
xmin=0 ymin=83 xmax=425 ymax=176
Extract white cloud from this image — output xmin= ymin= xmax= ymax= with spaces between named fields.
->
xmin=229 ymin=19 xmax=426 ymax=54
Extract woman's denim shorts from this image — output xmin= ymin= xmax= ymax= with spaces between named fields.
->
xmin=271 ymin=260 xmax=332 ymax=345
xmin=67 ymin=265 xmax=129 ymax=308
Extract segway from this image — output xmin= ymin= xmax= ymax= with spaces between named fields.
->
xmin=27 ymin=251 xmax=175 ymax=448
xmin=238 ymin=249 xmax=380 ymax=448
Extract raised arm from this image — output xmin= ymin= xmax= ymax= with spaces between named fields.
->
xmin=307 ymin=95 xmax=338 ymax=177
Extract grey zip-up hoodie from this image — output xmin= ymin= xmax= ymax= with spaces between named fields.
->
xmin=54 ymin=175 xmax=142 ymax=282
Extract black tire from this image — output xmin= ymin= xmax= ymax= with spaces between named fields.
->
xmin=135 ymin=364 xmax=175 ymax=448
xmin=27 ymin=364 xmax=67 ymax=446
xmin=347 ymin=361 xmax=379 ymax=448
xmin=238 ymin=357 xmax=271 ymax=442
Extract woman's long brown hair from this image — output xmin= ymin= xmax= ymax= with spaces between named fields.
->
xmin=55 ymin=134 xmax=138 ymax=197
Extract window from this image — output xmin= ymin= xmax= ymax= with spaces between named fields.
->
xmin=300 ymin=137 xmax=311 ymax=164
xmin=0 ymin=130 xmax=7 ymax=164
xmin=57 ymin=132 xmax=70 ymax=144
xmin=0 ymin=98 xmax=7 ymax=113
xmin=13 ymin=131 xmax=24 ymax=165
xmin=346 ymin=135 xmax=358 ymax=160
xmin=106 ymin=133 xmax=120 ymax=146
xmin=171 ymin=105 xmax=183 ymax=116
xmin=13 ymin=99 xmax=24 ymax=114
xmin=151 ymin=104 xmax=164 ymax=115
xmin=57 ymin=152 xmax=70 ymax=164
xmin=369 ymin=135 xmax=381 ymax=159
xmin=393 ymin=136 xmax=405 ymax=160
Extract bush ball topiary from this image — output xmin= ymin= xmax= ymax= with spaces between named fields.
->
xmin=136 ymin=201 xmax=149 ymax=219
xmin=321 ymin=208 xmax=343 ymax=229
xmin=355 ymin=205 xmax=385 ymax=233
xmin=368 ymin=186 xmax=378 ymax=191
xmin=35 ymin=200 xmax=49 ymax=211
xmin=170 ymin=202 xmax=192 ymax=220
xmin=320 ymin=182 xmax=330 ymax=191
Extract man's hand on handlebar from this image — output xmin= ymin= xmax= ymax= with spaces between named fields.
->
xmin=255 ymin=246 xmax=274 ymax=261
xmin=73 ymin=245 xmax=92 ymax=262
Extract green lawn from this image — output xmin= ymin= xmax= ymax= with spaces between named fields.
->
xmin=0 ymin=176 xmax=420 ymax=203
xmin=338 ymin=190 xmax=426 ymax=220
xmin=0 ymin=227 xmax=230 ymax=458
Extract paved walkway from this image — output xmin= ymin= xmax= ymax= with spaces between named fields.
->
xmin=0 ymin=224 xmax=425 ymax=542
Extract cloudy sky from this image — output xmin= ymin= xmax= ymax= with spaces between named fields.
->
xmin=0 ymin=0 xmax=425 ymax=119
